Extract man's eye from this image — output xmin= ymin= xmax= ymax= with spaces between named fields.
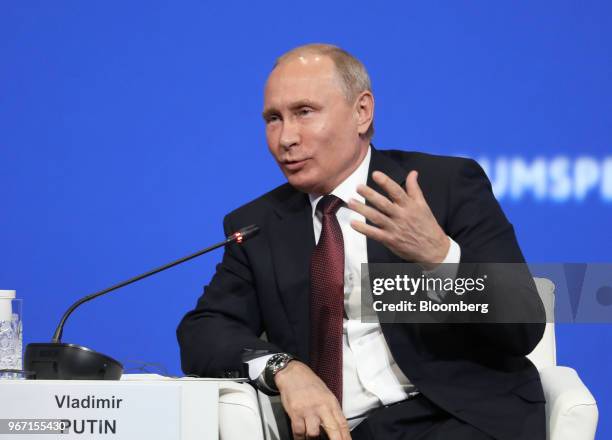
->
xmin=298 ymin=108 xmax=313 ymax=116
xmin=266 ymin=115 xmax=280 ymax=124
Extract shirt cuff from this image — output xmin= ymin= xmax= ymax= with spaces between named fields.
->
xmin=443 ymin=236 xmax=460 ymax=264
xmin=423 ymin=237 xmax=461 ymax=301
xmin=246 ymin=353 xmax=277 ymax=380
xmin=424 ymin=236 xmax=461 ymax=272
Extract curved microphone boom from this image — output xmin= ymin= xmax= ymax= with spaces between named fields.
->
xmin=24 ymin=224 xmax=260 ymax=380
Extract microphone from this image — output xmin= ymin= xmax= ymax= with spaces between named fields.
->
xmin=24 ymin=224 xmax=260 ymax=380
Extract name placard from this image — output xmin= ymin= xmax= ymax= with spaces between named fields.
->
xmin=0 ymin=378 xmax=218 ymax=440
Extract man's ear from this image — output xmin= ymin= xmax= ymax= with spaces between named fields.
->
xmin=355 ymin=91 xmax=374 ymax=136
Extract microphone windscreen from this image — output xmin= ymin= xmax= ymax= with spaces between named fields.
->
xmin=237 ymin=224 xmax=260 ymax=240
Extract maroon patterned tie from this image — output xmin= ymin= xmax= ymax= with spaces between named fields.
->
xmin=310 ymin=194 xmax=345 ymax=405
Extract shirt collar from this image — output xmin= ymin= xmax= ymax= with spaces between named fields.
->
xmin=309 ymin=145 xmax=372 ymax=217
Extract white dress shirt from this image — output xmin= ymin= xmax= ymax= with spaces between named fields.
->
xmin=248 ymin=146 xmax=461 ymax=428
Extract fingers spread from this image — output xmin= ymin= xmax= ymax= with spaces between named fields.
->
xmin=372 ymin=171 xmax=408 ymax=205
xmin=355 ymin=184 xmax=396 ymax=216
xmin=350 ymin=220 xmax=388 ymax=244
xmin=347 ymin=198 xmax=390 ymax=228
xmin=405 ymin=170 xmax=424 ymax=200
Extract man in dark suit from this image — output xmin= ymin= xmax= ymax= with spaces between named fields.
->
xmin=177 ymin=44 xmax=546 ymax=440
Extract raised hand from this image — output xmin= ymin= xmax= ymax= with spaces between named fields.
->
xmin=348 ymin=170 xmax=449 ymax=269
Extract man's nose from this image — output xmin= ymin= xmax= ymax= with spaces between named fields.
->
xmin=279 ymin=119 xmax=300 ymax=149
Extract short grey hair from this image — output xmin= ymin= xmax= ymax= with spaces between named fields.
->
xmin=274 ymin=43 xmax=374 ymax=139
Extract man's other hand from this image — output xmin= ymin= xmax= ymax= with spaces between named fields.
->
xmin=274 ymin=360 xmax=351 ymax=440
xmin=348 ymin=170 xmax=449 ymax=269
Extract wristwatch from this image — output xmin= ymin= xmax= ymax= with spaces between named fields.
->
xmin=259 ymin=353 xmax=295 ymax=394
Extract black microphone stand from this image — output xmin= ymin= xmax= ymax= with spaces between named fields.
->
xmin=24 ymin=225 xmax=259 ymax=380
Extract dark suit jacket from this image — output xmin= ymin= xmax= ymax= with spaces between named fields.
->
xmin=177 ymin=148 xmax=547 ymax=440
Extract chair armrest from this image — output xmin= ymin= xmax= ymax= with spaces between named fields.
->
xmin=219 ymin=382 xmax=265 ymax=440
xmin=257 ymin=391 xmax=291 ymax=440
xmin=539 ymin=366 xmax=598 ymax=440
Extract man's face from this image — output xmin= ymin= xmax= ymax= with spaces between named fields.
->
xmin=263 ymin=55 xmax=368 ymax=195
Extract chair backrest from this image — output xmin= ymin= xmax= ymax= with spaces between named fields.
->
xmin=526 ymin=277 xmax=557 ymax=370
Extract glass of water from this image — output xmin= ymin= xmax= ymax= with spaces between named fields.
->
xmin=0 ymin=298 xmax=23 ymax=373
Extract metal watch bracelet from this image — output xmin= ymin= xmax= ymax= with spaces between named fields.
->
xmin=259 ymin=353 xmax=295 ymax=394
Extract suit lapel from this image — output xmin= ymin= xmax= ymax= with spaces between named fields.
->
xmin=366 ymin=148 xmax=415 ymax=340
xmin=268 ymin=189 xmax=315 ymax=362
xmin=366 ymin=147 xmax=411 ymax=265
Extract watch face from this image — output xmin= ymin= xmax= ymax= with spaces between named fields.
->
xmin=269 ymin=354 xmax=293 ymax=375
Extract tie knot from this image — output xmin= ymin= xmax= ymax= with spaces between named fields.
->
xmin=316 ymin=194 xmax=343 ymax=216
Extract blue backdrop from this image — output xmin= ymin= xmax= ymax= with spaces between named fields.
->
xmin=1 ymin=1 xmax=610 ymax=437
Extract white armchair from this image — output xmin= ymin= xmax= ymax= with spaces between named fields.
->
xmin=218 ymin=278 xmax=599 ymax=440
xmin=527 ymin=278 xmax=599 ymax=440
